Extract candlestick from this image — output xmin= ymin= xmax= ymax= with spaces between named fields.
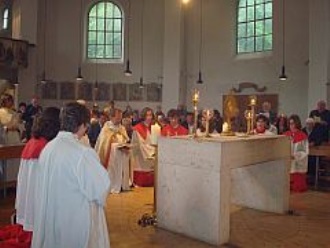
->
xmin=191 ymin=89 xmax=200 ymax=137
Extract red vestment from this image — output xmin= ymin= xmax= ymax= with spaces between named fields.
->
xmin=161 ymin=125 xmax=188 ymax=136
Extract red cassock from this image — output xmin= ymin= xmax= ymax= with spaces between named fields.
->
xmin=161 ymin=125 xmax=188 ymax=136
xmin=133 ymin=122 xmax=151 ymax=140
xmin=0 ymin=138 xmax=48 ymax=248
xmin=284 ymin=130 xmax=308 ymax=193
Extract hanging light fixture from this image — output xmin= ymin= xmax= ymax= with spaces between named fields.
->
xmin=139 ymin=0 xmax=145 ymax=88
xmin=279 ymin=0 xmax=287 ymax=81
xmin=76 ymin=0 xmax=84 ymax=81
xmin=124 ymin=0 xmax=132 ymax=76
xmin=41 ymin=0 xmax=48 ymax=84
xmin=196 ymin=0 xmax=203 ymax=84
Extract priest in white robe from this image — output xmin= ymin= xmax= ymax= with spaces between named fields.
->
xmin=95 ymin=108 xmax=130 ymax=193
xmin=31 ymin=102 xmax=110 ymax=248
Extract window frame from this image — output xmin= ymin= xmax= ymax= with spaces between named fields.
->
xmin=86 ymin=1 xmax=124 ymax=64
xmin=236 ymin=0 xmax=273 ymax=55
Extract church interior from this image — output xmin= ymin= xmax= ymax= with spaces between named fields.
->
xmin=1 ymin=0 xmax=330 ymax=247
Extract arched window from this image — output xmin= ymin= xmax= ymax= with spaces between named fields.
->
xmin=2 ymin=8 xmax=9 ymax=30
xmin=87 ymin=1 xmax=123 ymax=62
xmin=237 ymin=0 xmax=273 ymax=54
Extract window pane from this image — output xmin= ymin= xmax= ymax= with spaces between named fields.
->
xmin=106 ymin=19 xmax=113 ymax=31
xmin=113 ymin=45 xmax=122 ymax=58
xmin=96 ymin=45 xmax=105 ymax=58
xmin=113 ymin=33 xmax=121 ymax=45
xmin=113 ymin=6 xmax=121 ymax=18
xmin=97 ymin=18 xmax=104 ymax=31
xmin=97 ymin=32 xmax=104 ymax=44
xmin=247 ymin=22 xmax=255 ymax=36
xmin=247 ymin=0 xmax=255 ymax=6
xmin=265 ymin=19 xmax=272 ymax=34
xmin=265 ymin=2 xmax=272 ymax=18
xmin=247 ymin=6 xmax=254 ymax=21
xmin=105 ymin=33 xmax=113 ymax=44
xmin=106 ymin=2 xmax=113 ymax=18
xmin=114 ymin=19 xmax=122 ymax=32
xmin=255 ymin=20 xmax=264 ymax=35
xmin=238 ymin=8 xmax=246 ymax=23
xmin=255 ymin=4 xmax=264 ymax=19
xmin=264 ymin=34 xmax=272 ymax=50
xmin=97 ymin=3 xmax=105 ymax=18
xmin=255 ymin=36 xmax=263 ymax=51
xmin=239 ymin=0 xmax=247 ymax=7
xmin=246 ymin=37 xmax=254 ymax=52
xmin=105 ymin=45 xmax=113 ymax=58
xmin=88 ymin=17 xmax=96 ymax=30
xmin=88 ymin=31 xmax=97 ymax=44
xmin=4 ymin=9 xmax=8 ymax=18
xmin=88 ymin=45 xmax=96 ymax=58
xmin=3 ymin=19 xmax=8 ymax=29
xmin=237 ymin=23 xmax=246 ymax=38
xmin=237 ymin=39 xmax=247 ymax=53
xmin=255 ymin=0 xmax=263 ymax=4
xmin=89 ymin=6 xmax=97 ymax=17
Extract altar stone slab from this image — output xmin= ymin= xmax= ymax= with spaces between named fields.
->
xmin=157 ymin=135 xmax=290 ymax=246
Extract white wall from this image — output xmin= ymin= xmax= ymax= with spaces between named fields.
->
xmin=16 ymin=0 xmax=311 ymax=119
xmin=184 ymin=0 xmax=309 ymax=119
xmin=19 ymin=0 xmax=164 ymax=111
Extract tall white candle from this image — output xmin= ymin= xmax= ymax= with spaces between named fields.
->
xmin=151 ymin=122 xmax=161 ymax=145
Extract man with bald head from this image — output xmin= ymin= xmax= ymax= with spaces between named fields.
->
xmin=309 ymin=100 xmax=330 ymax=141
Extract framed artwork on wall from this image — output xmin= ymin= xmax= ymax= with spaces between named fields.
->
xmin=113 ymin=83 xmax=127 ymax=101
xmin=41 ymin=81 xmax=57 ymax=99
xmin=78 ymin=82 xmax=93 ymax=101
xmin=96 ymin=82 xmax=110 ymax=101
xmin=146 ymin=83 xmax=162 ymax=102
xmin=60 ymin=81 xmax=75 ymax=100
xmin=129 ymin=83 xmax=143 ymax=101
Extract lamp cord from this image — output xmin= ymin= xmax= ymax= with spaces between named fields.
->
xmin=127 ymin=0 xmax=131 ymax=60
xmin=282 ymin=0 xmax=285 ymax=66
xmin=141 ymin=0 xmax=144 ymax=80
xmin=198 ymin=0 xmax=203 ymax=72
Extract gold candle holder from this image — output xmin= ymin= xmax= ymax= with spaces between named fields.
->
xmin=244 ymin=110 xmax=253 ymax=134
xmin=192 ymin=89 xmax=200 ymax=137
xmin=202 ymin=109 xmax=214 ymax=137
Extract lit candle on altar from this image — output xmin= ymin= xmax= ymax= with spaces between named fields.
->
xmin=193 ymin=89 xmax=199 ymax=102
xmin=151 ymin=122 xmax=161 ymax=145
xmin=222 ymin=122 xmax=228 ymax=133
xmin=250 ymin=96 xmax=257 ymax=106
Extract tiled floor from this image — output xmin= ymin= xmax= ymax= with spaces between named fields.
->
xmin=2 ymin=187 xmax=330 ymax=247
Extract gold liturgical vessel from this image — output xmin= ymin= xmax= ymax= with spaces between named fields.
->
xmin=245 ymin=95 xmax=257 ymax=134
xmin=222 ymin=90 xmax=238 ymax=136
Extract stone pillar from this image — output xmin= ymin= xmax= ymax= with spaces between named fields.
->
xmin=308 ymin=0 xmax=330 ymax=111
xmin=162 ymin=0 xmax=186 ymax=112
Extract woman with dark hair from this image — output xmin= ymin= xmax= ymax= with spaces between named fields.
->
xmin=16 ymin=107 xmax=61 ymax=233
xmin=32 ymin=102 xmax=110 ymax=248
xmin=275 ymin=114 xmax=289 ymax=135
xmin=284 ymin=114 xmax=309 ymax=193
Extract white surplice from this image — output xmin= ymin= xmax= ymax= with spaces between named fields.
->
xmin=31 ymin=131 xmax=110 ymax=248
xmin=95 ymin=121 xmax=130 ymax=194
xmin=130 ymin=131 xmax=155 ymax=172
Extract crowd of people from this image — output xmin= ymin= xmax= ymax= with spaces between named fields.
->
xmin=0 ymin=95 xmax=330 ymax=247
